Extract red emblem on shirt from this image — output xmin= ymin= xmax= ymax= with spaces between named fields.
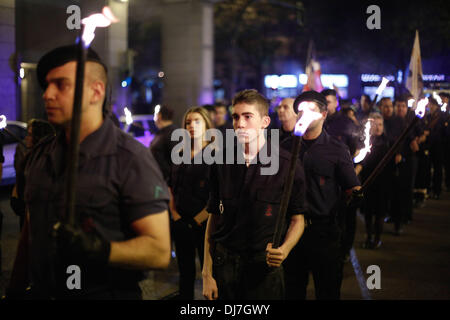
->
xmin=265 ymin=204 xmax=273 ymax=217
xmin=320 ymin=176 xmax=326 ymax=186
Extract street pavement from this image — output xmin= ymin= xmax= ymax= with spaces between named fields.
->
xmin=1 ymin=184 xmax=449 ymax=300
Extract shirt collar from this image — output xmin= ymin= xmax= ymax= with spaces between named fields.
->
xmin=79 ymin=117 xmax=118 ymax=158
xmin=48 ymin=117 xmax=118 ymax=165
xmin=301 ymin=128 xmax=329 ymax=147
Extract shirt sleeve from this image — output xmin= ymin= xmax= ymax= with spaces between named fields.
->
xmin=120 ymin=148 xmax=170 ymax=224
xmin=336 ymin=147 xmax=360 ymax=190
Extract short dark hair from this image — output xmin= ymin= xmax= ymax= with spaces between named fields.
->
xmin=321 ymin=89 xmax=337 ymax=97
xmin=378 ymin=97 xmax=392 ymax=107
xmin=361 ymin=94 xmax=372 ymax=104
xmin=37 ymin=44 xmax=107 ymax=90
xmin=158 ymin=105 xmax=174 ymax=121
xmin=394 ymin=96 xmax=407 ymax=105
xmin=232 ymin=89 xmax=269 ymax=116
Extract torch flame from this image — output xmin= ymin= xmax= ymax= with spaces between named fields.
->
xmin=0 ymin=115 xmax=6 ymax=129
xmin=353 ymin=120 xmax=372 ymax=163
xmin=433 ymin=92 xmax=442 ymax=105
xmin=124 ymin=107 xmax=133 ymax=125
xmin=294 ymin=102 xmax=323 ymax=136
xmin=81 ymin=6 xmax=119 ymax=47
xmin=415 ymin=98 xmax=428 ymax=119
xmin=375 ymin=77 xmax=390 ymax=96
xmin=154 ymin=104 xmax=161 ymax=122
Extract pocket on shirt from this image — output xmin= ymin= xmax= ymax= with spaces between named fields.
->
xmin=255 ymin=188 xmax=282 ymax=218
xmin=312 ymin=166 xmax=334 ymax=189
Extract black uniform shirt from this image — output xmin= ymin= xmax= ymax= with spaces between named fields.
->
xmin=282 ymin=130 xmax=360 ymax=220
xmin=149 ymin=123 xmax=178 ymax=181
xmin=207 ymin=139 xmax=306 ymax=254
xmin=24 ymin=117 xmax=169 ymax=293
xmin=360 ymin=133 xmax=392 ymax=187
xmin=170 ymin=149 xmax=212 ymax=219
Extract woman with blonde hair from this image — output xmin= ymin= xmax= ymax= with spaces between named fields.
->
xmin=168 ymin=106 xmax=214 ymax=300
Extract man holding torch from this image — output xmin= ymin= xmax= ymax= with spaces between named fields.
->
xmin=282 ymin=91 xmax=361 ymax=300
xmin=202 ymin=89 xmax=307 ymax=300
xmin=6 ymin=45 xmax=171 ymax=299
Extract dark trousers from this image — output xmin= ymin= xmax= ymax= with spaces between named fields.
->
xmin=172 ymin=219 xmax=206 ymax=300
xmin=212 ymin=243 xmax=285 ymax=300
xmin=445 ymin=141 xmax=450 ymax=189
xmin=284 ymin=223 xmax=343 ymax=300
xmin=391 ymin=158 xmax=414 ymax=230
xmin=363 ymin=185 xmax=388 ymax=240
xmin=415 ymin=149 xmax=431 ymax=190
xmin=340 ymin=206 xmax=357 ymax=257
xmin=430 ymin=144 xmax=444 ymax=196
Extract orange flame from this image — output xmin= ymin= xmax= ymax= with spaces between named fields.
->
xmin=81 ymin=7 xmax=119 ymax=46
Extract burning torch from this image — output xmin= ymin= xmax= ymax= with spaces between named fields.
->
xmin=272 ymin=101 xmax=323 ymax=248
xmin=361 ymin=97 xmax=428 ymax=191
xmin=65 ymin=7 xmax=118 ymax=226
xmin=353 ymin=120 xmax=372 ymax=164
xmin=370 ymin=77 xmax=390 ymax=110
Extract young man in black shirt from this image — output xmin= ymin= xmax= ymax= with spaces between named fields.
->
xmin=282 ymin=91 xmax=361 ymax=300
xmin=202 ymin=89 xmax=306 ymax=300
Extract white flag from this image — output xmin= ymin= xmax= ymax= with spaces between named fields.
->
xmin=406 ymin=30 xmax=424 ymax=101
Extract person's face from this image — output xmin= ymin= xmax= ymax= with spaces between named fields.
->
xmin=185 ymin=112 xmax=206 ymax=140
xmin=361 ymin=96 xmax=370 ymax=112
xmin=380 ymin=100 xmax=393 ymax=118
xmin=428 ymin=102 xmax=439 ymax=114
xmin=25 ymin=126 xmax=33 ymax=148
xmin=296 ymin=101 xmax=326 ymax=133
xmin=396 ymin=101 xmax=408 ymax=118
xmin=42 ymin=61 xmax=95 ymax=126
xmin=370 ymin=118 xmax=384 ymax=136
xmin=214 ymin=106 xmax=227 ymax=125
xmin=232 ymin=102 xmax=270 ymax=144
xmin=42 ymin=62 xmax=78 ymax=126
xmin=325 ymin=95 xmax=338 ymax=114
xmin=277 ymin=98 xmax=296 ymax=122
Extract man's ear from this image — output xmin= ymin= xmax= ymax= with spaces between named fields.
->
xmin=89 ymin=81 xmax=106 ymax=105
xmin=262 ymin=115 xmax=271 ymax=129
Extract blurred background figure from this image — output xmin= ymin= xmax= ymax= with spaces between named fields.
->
xmin=276 ymin=97 xmax=296 ymax=143
xmin=202 ymin=104 xmax=216 ymax=124
xmin=322 ymin=89 xmax=339 ymax=130
xmin=356 ymin=113 xmax=391 ymax=249
xmin=11 ymin=119 xmax=55 ymax=230
xmin=168 ymin=107 xmax=213 ymax=300
xmin=150 ymin=105 xmax=178 ymax=182
xmin=356 ymin=94 xmax=373 ymax=123
xmin=425 ymin=97 xmax=447 ymax=200
xmin=213 ymin=102 xmax=233 ymax=136
xmin=438 ymin=92 xmax=450 ymax=192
